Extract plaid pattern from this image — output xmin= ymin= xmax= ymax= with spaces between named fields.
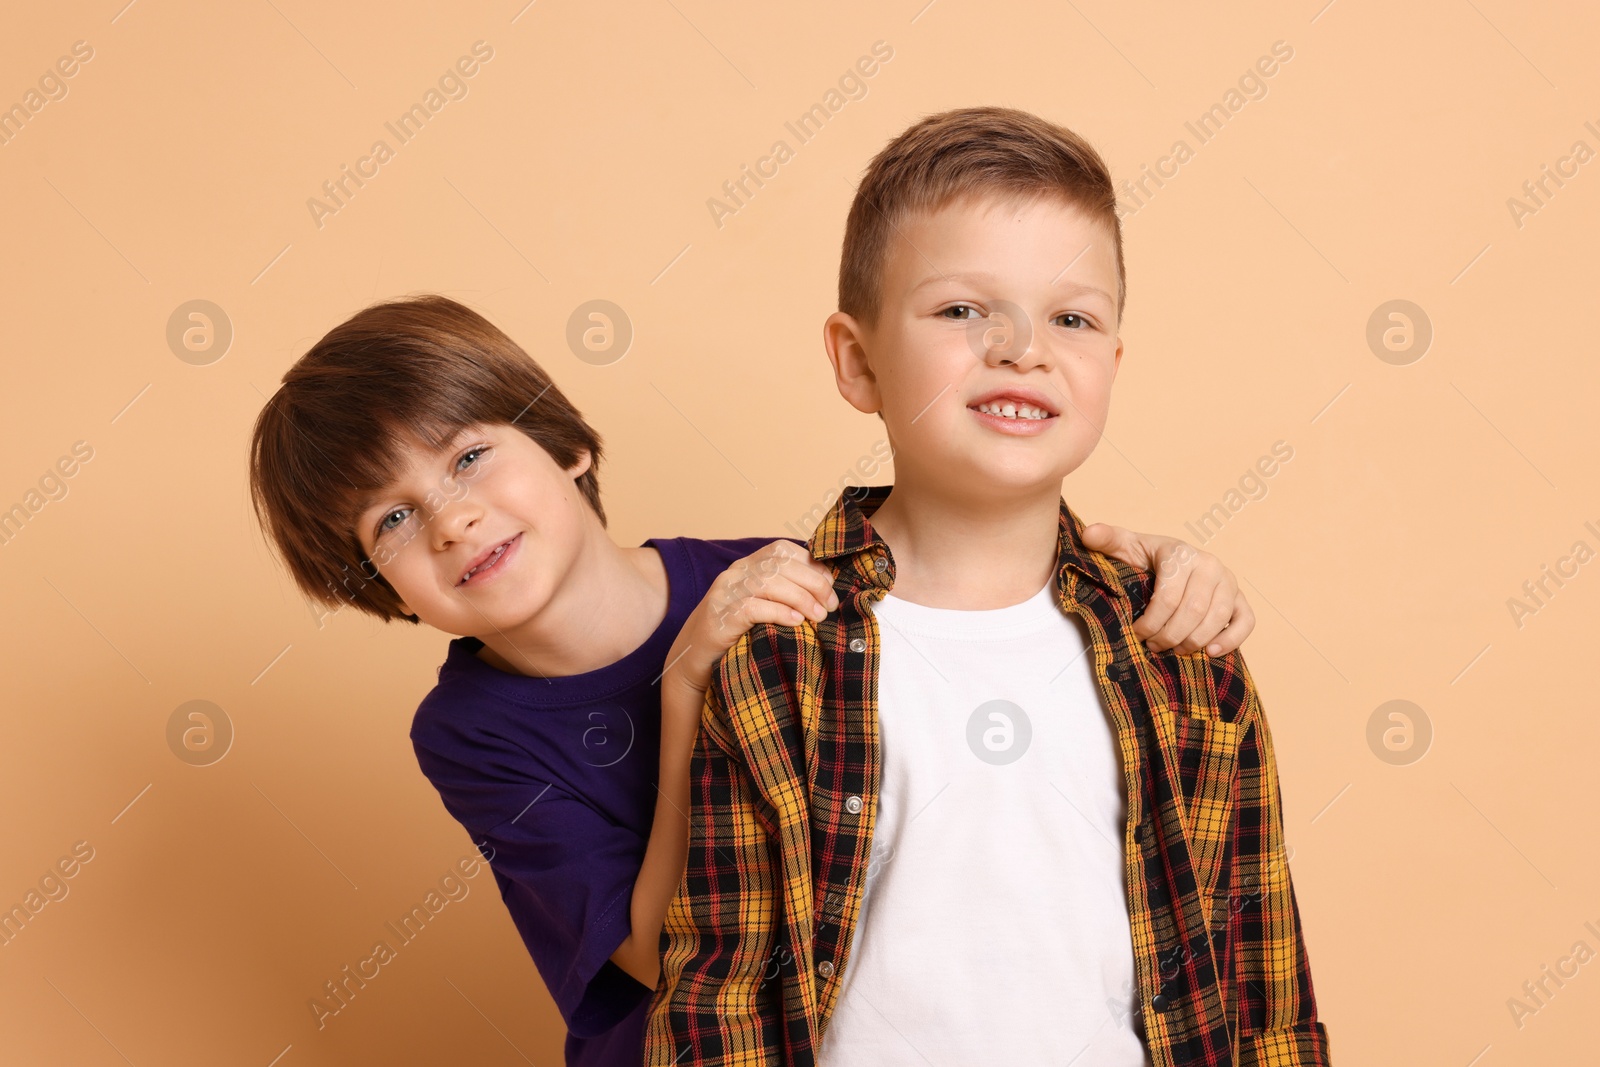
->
xmin=645 ymin=485 xmax=1331 ymax=1066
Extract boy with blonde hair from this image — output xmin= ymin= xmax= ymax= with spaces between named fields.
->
xmin=647 ymin=107 xmax=1330 ymax=1066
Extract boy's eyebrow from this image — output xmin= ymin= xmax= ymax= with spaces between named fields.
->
xmin=912 ymin=270 xmax=1113 ymax=303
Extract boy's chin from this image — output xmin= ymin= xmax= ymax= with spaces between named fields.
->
xmin=918 ymin=458 xmax=1084 ymax=500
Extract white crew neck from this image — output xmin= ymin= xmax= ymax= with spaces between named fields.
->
xmin=870 ymin=579 xmax=1063 ymax=640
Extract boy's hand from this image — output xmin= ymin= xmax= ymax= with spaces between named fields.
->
xmin=660 ymin=541 xmax=839 ymax=707
xmin=1079 ymin=523 xmax=1256 ymax=656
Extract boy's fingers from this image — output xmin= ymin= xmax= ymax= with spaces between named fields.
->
xmin=760 ymin=574 xmax=832 ymax=622
xmin=732 ymin=595 xmax=822 ymax=631
xmin=712 ymin=575 xmax=829 ymax=630
xmin=1172 ymin=587 xmax=1235 ymax=654
xmin=746 ymin=558 xmax=838 ymax=613
xmin=1081 ymin=522 xmax=1151 ymax=570
xmin=706 ymin=598 xmax=799 ymax=646
xmin=1131 ymin=539 xmax=1209 ymax=640
xmin=1132 ymin=566 xmax=1184 ymax=639
xmin=1144 ymin=575 xmax=1213 ymax=651
xmin=1203 ymin=594 xmax=1255 ymax=655
xmin=795 ymin=560 xmax=840 ymax=610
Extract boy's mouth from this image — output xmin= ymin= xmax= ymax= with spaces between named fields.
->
xmin=459 ymin=533 xmax=521 ymax=586
xmin=966 ymin=389 xmax=1059 ymax=432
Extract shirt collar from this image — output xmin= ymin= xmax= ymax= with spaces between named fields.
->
xmin=808 ymin=484 xmax=1128 ymax=601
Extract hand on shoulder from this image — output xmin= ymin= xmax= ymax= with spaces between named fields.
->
xmin=1079 ymin=523 xmax=1257 ymax=657
xmin=660 ymin=540 xmax=839 ymax=710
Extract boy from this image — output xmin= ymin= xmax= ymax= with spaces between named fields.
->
xmin=645 ymin=107 xmax=1330 ymax=1066
xmin=246 ymin=295 xmax=1262 ymax=1067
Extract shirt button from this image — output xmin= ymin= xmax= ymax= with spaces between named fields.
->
xmin=817 ymin=959 xmax=835 ymax=978
xmin=873 ymin=555 xmax=887 ymax=571
xmin=848 ymin=638 xmax=867 ymax=653
xmin=845 ymin=795 xmax=863 ymax=814
xmin=1151 ymin=993 xmax=1173 ymax=1012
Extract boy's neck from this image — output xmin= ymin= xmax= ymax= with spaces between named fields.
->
xmin=865 ymin=478 xmax=1064 ymax=610
xmin=473 ymin=528 xmax=668 ymax=680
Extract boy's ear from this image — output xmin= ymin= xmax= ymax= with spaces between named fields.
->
xmin=822 ymin=311 xmax=882 ymax=415
xmin=564 ymin=448 xmax=593 ymax=480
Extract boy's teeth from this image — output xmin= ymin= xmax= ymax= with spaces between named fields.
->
xmin=976 ymin=401 xmax=1048 ymax=420
xmin=464 ymin=542 xmax=508 ymax=581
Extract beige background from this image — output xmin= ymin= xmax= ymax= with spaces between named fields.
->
xmin=1 ymin=0 xmax=1596 ymax=1063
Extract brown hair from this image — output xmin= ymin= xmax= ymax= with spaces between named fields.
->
xmin=839 ymin=105 xmax=1125 ymax=326
xmin=248 ymin=294 xmax=604 ymax=626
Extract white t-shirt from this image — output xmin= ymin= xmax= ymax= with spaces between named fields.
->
xmin=817 ymin=580 xmax=1151 ymax=1067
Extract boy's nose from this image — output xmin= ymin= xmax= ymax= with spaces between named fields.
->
xmin=969 ymin=300 xmax=1043 ymax=367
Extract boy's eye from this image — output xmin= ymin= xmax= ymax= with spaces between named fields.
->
xmin=374 ymin=444 xmax=490 ymax=539
xmin=1056 ymin=312 xmax=1091 ymax=329
xmin=940 ymin=304 xmax=981 ymax=321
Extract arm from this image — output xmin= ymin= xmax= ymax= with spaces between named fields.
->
xmin=605 ymin=670 xmax=707 ymax=989
xmin=1226 ymin=659 xmax=1332 ymax=1064
xmin=1080 ymin=524 xmax=1257 ymax=655
xmin=610 ymin=541 xmax=837 ymax=989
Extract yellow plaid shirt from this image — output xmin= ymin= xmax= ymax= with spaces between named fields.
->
xmin=645 ymin=485 xmax=1331 ymax=1066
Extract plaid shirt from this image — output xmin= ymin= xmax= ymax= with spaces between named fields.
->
xmin=645 ymin=485 xmax=1331 ymax=1066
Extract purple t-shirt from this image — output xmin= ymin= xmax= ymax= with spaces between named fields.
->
xmin=410 ymin=535 xmax=789 ymax=1067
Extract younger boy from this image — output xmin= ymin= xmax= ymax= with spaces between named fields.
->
xmin=245 ymin=294 xmax=1258 ymax=1067
xmin=646 ymin=108 xmax=1330 ymax=1066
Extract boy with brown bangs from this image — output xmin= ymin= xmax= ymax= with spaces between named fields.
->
xmin=646 ymin=107 xmax=1331 ymax=1067
xmin=246 ymin=295 xmax=1263 ymax=1067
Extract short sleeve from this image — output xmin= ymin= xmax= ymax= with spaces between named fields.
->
xmin=411 ymin=731 xmax=653 ymax=1038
